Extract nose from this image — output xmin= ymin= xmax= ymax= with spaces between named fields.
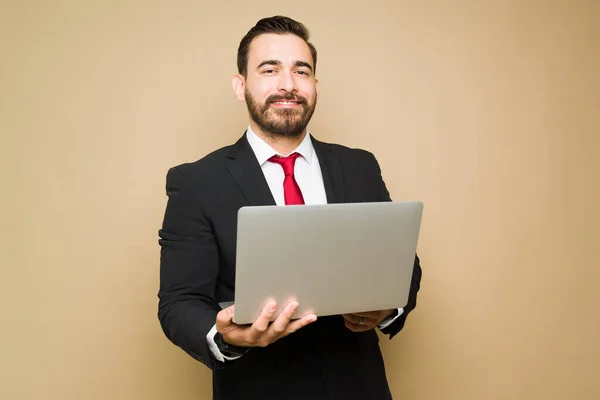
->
xmin=277 ymin=69 xmax=298 ymax=94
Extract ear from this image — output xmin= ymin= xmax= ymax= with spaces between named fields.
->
xmin=315 ymin=78 xmax=320 ymax=103
xmin=232 ymin=74 xmax=246 ymax=102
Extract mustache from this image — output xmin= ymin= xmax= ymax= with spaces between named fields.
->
xmin=266 ymin=94 xmax=307 ymax=104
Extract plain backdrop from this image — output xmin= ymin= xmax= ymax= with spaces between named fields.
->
xmin=1 ymin=1 xmax=598 ymax=399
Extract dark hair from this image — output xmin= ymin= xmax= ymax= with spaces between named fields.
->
xmin=237 ymin=16 xmax=317 ymax=77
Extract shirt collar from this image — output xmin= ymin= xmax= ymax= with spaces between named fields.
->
xmin=246 ymin=125 xmax=314 ymax=166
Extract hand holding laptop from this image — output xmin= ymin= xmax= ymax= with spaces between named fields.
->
xmin=342 ymin=309 xmax=396 ymax=332
xmin=216 ymin=300 xmax=317 ymax=348
xmin=217 ymin=300 xmax=394 ymax=349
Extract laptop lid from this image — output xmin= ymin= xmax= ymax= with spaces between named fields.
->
xmin=230 ymin=201 xmax=423 ymax=324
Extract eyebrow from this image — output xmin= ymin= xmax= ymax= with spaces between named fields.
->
xmin=257 ymin=60 xmax=313 ymax=72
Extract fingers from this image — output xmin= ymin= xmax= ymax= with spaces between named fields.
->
xmin=220 ymin=301 xmax=316 ymax=348
xmin=252 ymin=301 xmax=316 ymax=347
xmin=344 ymin=318 xmax=372 ymax=332
xmin=342 ymin=313 xmax=377 ymax=332
xmin=271 ymin=301 xmax=317 ymax=337
xmin=270 ymin=301 xmax=300 ymax=334
xmin=342 ymin=313 xmax=376 ymax=326
xmin=284 ymin=313 xmax=317 ymax=334
xmin=341 ymin=314 xmax=355 ymax=324
xmin=251 ymin=301 xmax=278 ymax=338
xmin=219 ymin=302 xmax=275 ymax=347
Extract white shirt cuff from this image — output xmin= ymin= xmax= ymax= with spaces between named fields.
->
xmin=378 ymin=308 xmax=404 ymax=330
xmin=206 ymin=324 xmax=243 ymax=362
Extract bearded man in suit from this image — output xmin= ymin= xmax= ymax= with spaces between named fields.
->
xmin=158 ymin=15 xmax=422 ymax=400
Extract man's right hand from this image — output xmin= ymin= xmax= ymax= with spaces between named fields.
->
xmin=216 ymin=301 xmax=317 ymax=348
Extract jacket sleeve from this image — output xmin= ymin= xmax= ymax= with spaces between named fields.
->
xmin=370 ymin=152 xmax=423 ymax=339
xmin=157 ymin=166 xmax=220 ymax=369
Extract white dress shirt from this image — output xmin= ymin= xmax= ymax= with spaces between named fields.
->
xmin=207 ymin=126 xmax=404 ymax=362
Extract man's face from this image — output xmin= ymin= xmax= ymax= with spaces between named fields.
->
xmin=234 ymin=33 xmax=319 ymax=138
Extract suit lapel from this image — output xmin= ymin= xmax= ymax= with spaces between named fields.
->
xmin=311 ymin=136 xmax=345 ymax=204
xmin=226 ymin=134 xmax=276 ymax=206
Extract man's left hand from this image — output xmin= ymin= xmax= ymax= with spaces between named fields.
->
xmin=342 ymin=309 xmax=396 ymax=332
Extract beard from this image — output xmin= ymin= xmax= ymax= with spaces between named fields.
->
xmin=245 ymin=89 xmax=317 ymax=139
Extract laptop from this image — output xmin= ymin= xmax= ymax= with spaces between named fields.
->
xmin=221 ymin=201 xmax=423 ymax=325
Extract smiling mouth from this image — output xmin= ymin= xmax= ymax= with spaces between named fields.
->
xmin=271 ymin=100 xmax=301 ymax=105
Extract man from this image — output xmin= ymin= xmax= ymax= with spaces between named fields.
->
xmin=158 ymin=15 xmax=422 ymax=400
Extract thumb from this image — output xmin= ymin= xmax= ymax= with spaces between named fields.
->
xmin=216 ymin=305 xmax=235 ymax=330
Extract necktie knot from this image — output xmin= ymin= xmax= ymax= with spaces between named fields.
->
xmin=268 ymin=153 xmax=301 ymax=177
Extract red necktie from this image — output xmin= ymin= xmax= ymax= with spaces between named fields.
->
xmin=268 ymin=153 xmax=305 ymax=205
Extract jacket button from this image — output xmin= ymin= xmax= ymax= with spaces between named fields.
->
xmin=321 ymin=351 xmax=330 ymax=362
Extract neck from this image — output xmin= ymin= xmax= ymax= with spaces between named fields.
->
xmin=249 ymin=121 xmax=306 ymax=155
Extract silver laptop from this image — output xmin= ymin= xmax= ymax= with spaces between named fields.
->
xmin=223 ymin=201 xmax=423 ymax=325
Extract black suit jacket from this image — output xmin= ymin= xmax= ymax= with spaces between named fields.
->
xmin=158 ymin=133 xmax=422 ymax=400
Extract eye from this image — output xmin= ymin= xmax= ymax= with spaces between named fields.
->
xmin=263 ymin=69 xmax=276 ymax=75
xmin=296 ymin=70 xmax=309 ymax=76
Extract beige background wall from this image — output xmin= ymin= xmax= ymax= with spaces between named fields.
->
xmin=1 ymin=1 xmax=598 ymax=399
